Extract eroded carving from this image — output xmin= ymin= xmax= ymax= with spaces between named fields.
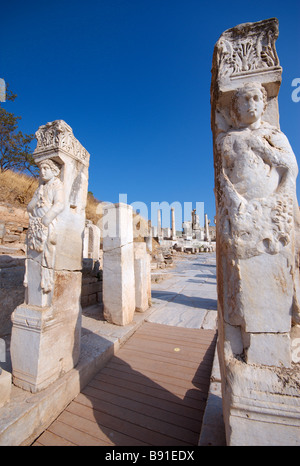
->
xmin=35 ymin=120 xmax=89 ymax=164
xmin=217 ymin=82 xmax=298 ymax=260
xmin=25 ymin=159 xmax=64 ymax=293
xmin=216 ymin=18 xmax=280 ymax=79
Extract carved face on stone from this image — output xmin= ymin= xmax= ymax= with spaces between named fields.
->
xmin=231 ymin=83 xmax=267 ymax=127
xmin=39 ymin=160 xmax=60 ymax=183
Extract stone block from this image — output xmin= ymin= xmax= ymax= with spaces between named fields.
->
xmin=102 ymin=203 xmax=136 ymax=326
xmin=11 ymin=270 xmax=82 ymax=392
xmin=103 ymin=243 xmax=135 ymax=325
xmin=0 ymin=370 xmax=11 ymax=408
xmin=246 ymin=332 xmax=291 ymax=367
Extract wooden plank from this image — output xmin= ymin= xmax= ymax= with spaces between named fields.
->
xmin=128 ymin=325 xmax=216 ymax=343
xmin=33 ymin=322 xmax=217 ymax=446
xmin=105 ymin=360 xmax=210 ymax=392
xmin=111 ymin=351 xmax=213 ymax=379
xmin=33 ymin=430 xmax=76 ymax=446
xmin=87 ymin=377 xmax=203 ymax=419
xmin=47 ymin=420 xmax=107 ymax=446
xmin=67 ymin=400 xmax=193 ymax=446
xmin=74 ymin=392 xmax=199 ymax=444
xmin=116 ymin=346 xmax=214 ymax=370
xmin=96 ymin=366 xmax=209 ymax=402
xmin=92 ymin=371 xmax=207 ymax=409
xmin=80 ymin=384 xmax=202 ymax=432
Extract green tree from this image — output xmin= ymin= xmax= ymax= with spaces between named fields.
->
xmin=0 ymin=85 xmax=37 ymax=175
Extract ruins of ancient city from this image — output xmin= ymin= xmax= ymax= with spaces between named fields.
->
xmin=0 ymin=17 xmax=299 ymax=447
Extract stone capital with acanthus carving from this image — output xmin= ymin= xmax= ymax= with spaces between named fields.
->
xmin=34 ymin=119 xmax=90 ymax=166
xmin=214 ymin=17 xmax=281 ymax=81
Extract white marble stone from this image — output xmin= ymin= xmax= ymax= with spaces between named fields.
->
xmin=11 ymin=120 xmax=89 ymax=392
xmin=0 ymin=370 xmax=11 ymax=409
xmin=134 ymin=242 xmax=149 ymax=313
xmin=103 ymin=203 xmax=136 ymax=326
xmin=83 ymin=220 xmax=100 ymax=260
xmin=211 ymin=18 xmax=300 ymax=445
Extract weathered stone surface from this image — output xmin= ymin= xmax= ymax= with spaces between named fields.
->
xmin=103 ymin=203 xmax=136 ymax=326
xmin=134 ymin=242 xmax=149 ymax=313
xmin=83 ymin=220 xmax=100 ymax=260
xmin=0 ymin=370 xmax=11 ymax=408
xmin=10 ymin=120 xmax=89 ymax=392
xmin=0 ymin=256 xmax=25 ymax=335
xmin=211 ymin=18 xmax=300 ymax=445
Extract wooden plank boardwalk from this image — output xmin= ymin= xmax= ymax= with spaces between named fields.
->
xmin=32 ymin=322 xmax=217 ymax=446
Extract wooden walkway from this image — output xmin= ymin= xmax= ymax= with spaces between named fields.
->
xmin=32 ymin=322 xmax=217 ymax=446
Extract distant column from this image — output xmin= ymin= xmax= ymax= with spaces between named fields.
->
xmin=204 ymin=214 xmax=210 ymax=242
xmin=157 ymin=209 xmax=162 ymax=239
xmin=134 ymin=242 xmax=150 ymax=313
xmin=171 ymin=208 xmax=176 ymax=240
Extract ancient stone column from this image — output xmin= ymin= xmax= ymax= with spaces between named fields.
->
xmin=204 ymin=214 xmax=210 ymax=242
xmin=157 ymin=209 xmax=162 ymax=240
xmin=211 ymin=18 xmax=300 ymax=445
xmin=134 ymin=242 xmax=150 ymax=313
xmin=102 ymin=203 xmax=136 ymax=325
xmin=171 ymin=207 xmax=176 ymax=240
xmin=10 ymin=120 xmax=90 ymax=392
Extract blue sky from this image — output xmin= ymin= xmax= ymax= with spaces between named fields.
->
xmin=1 ymin=0 xmax=299 ymax=230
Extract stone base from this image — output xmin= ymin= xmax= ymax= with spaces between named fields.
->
xmin=220 ymin=355 xmax=300 ymax=445
xmin=0 ymin=370 xmax=11 ymax=408
xmin=10 ymin=270 xmax=82 ymax=393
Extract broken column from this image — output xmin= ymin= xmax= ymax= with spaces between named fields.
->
xmin=102 ymin=203 xmax=135 ymax=325
xmin=134 ymin=242 xmax=150 ymax=313
xmin=83 ymin=220 xmax=101 ymax=260
xmin=204 ymin=214 xmax=210 ymax=242
xmin=10 ymin=120 xmax=90 ymax=392
xmin=211 ymin=18 xmax=300 ymax=445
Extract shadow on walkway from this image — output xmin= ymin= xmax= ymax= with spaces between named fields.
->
xmin=33 ymin=325 xmax=217 ymax=446
xmin=151 ymin=290 xmax=217 ymax=310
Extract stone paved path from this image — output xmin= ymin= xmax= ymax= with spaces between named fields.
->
xmin=149 ymin=252 xmax=217 ymax=331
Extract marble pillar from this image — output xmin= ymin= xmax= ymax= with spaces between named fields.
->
xmin=10 ymin=120 xmax=90 ymax=392
xmin=102 ymin=203 xmax=136 ymax=325
xmin=211 ymin=18 xmax=300 ymax=445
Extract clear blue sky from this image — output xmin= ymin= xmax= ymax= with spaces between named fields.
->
xmin=1 ymin=0 xmax=299 ymax=230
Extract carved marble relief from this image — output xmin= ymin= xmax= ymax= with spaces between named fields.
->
xmin=215 ymin=18 xmax=280 ymax=79
xmin=217 ymin=82 xmax=298 ymax=260
xmin=35 ymin=120 xmax=89 ymax=165
xmin=25 ymin=159 xmax=65 ymax=293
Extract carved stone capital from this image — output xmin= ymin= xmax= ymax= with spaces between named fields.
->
xmin=34 ymin=120 xmax=90 ymax=166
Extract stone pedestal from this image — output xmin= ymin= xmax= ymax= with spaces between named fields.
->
xmin=0 ymin=370 xmax=11 ymax=408
xmin=103 ymin=203 xmax=135 ymax=325
xmin=11 ymin=120 xmax=89 ymax=392
xmin=219 ymin=357 xmax=300 ymax=445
